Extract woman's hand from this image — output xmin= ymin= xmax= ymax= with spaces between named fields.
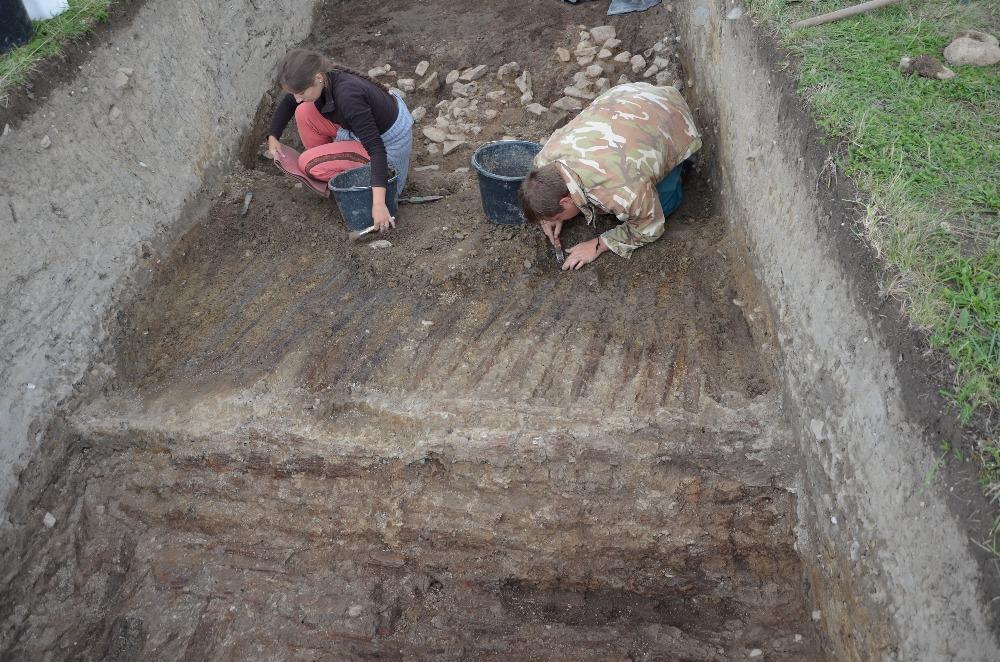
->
xmin=372 ymin=203 xmax=396 ymax=232
xmin=562 ymin=237 xmax=608 ymax=271
xmin=371 ymin=187 xmax=395 ymax=232
xmin=267 ymin=136 xmax=284 ymax=160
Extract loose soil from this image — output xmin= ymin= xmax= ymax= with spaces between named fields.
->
xmin=0 ymin=1 xmax=824 ymax=659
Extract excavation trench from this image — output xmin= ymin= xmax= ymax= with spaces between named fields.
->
xmin=6 ymin=0 xmax=994 ymax=659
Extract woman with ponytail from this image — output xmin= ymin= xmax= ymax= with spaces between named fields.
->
xmin=267 ymin=49 xmax=414 ymax=233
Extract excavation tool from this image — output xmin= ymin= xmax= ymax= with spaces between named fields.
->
xmin=554 ymin=246 xmax=566 ymax=263
xmin=348 ymin=215 xmax=397 ymax=242
xmin=399 ymin=195 xmax=445 ymax=204
xmin=239 ymin=192 xmax=253 ymax=217
xmin=348 ymin=225 xmax=379 ymax=242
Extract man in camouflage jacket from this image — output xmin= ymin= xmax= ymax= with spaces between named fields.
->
xmin=519 ymin=82 xmax=702 ymax=270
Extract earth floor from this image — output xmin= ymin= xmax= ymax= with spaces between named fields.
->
xmin=0 ymin=1 xmax=824 ymax=659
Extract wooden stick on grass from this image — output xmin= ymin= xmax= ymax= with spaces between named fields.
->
xmin=791 ymin=0 xmax=905 ymax=29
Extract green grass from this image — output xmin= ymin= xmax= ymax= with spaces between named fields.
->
xmin=746 ymin=0 xmax=998 ymax=549
xmin=0 ymin=0 xmax=115 ymax=105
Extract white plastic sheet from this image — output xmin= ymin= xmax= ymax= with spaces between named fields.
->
xmin=22 ymin=0 xmax=70 ymax=21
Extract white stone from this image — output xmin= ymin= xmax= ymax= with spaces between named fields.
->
xmin=388 ymin=88 xmax=405 ymax=98
xmin=590 ymin=25 xmax=616 ymax=43
xmin=556 ymin=47 xmax=571 ymax=63
xmin=418 ymin=71 xmax=440 ymax=91
xmin=426 ymin=143 xmax=440 ymax=155
xmin=414 ymin=165 xmax=440 ymax=172
xmin=368 ymin=67 xmax=387 ymax=78
xmin=43 ymin=512 xmax=55 ymax=528
xmin=397 ymin=78 xmax=416 ymax=93
xmin=485 ymin=90 xmax=506 ymax=101
xmin=348 ymin=605 xmax=363 ymax=618
xmin=579 ymin=30 xmax=592 ymax=43
xmin=452 ymin=82 xmax=478 ymax=97
xmin=643 ymin=48 xmax=655 ymax=59
xmin=112 ymin=70 xmax=130 ymax=89
xmin=525 ymin=103 xmax=547 ymax=116
xmin=604 ymin=38 xmax=621 ymax=50
xmin=514 ymin=70 xmax=532 ymax=94
xmin=575 ymin=44 xmax=598 ymax=57
xmin=40 ymin=135 xmax=51 ymax=149
xmin=415 ymin=60 xmax=430 ymax=76
xmin=564 ymin=86 xmax=595 ymax=100
xmin=617 ymin=74 xmax=630 ymax=86
xmin=630 ymin=54 xmax=646 ymax=73
xmin=1 ymin=123 xmax=9 ymax=139
xmin=497 ymin=62 xmax=520 ymax=81
xmin=520 ymin=90 xmax=533 ymax=105
xmin=422 ymin=126 xmax=447 ymax=143
xmin=794 ymin=634 xmax=803 ymax=643
xmin=576 ymin=55 xmax=595 ymax=66
xmin=643 ymin=65 xmax=659 ymax=78
xmin=653 ymin=40 xmax=669 ymax=53
xmin=460 ymin=65 xmax=489 ymax=82
xmin=445 ymin=69 xmax=461 ymax=85
xmin=483 ymin=109 xmax=499 ymax=120
xmin=442 ymin=140 xmax=466 ymax=155
xmin=552 ymin=96 xmax=583 ymax=112
xmin=748 ymin=650 xmax=762 ymax=658
xmin=598 ymin=49 xmax=612 ymax=60
xmin=585 ymin=64 xmax=603 ymax=78
xmin=654 ymin=56 xmax=669 ymax=69
xmin=410 ymin=106 xmax=427 ymax=122
xmin=370 ymin=240 xmax=393 ymax=249
xmin=613 ymin=51 xmax=631 ymax=64
xmin=595 ymin=77 xmax=610 ymax=92
xmin=109 ymin=106 xmax=122 ymax=121
xmin=655 ymin=71 xmax=672 ymax=86
xmin=944 ymin=31 xmax=1000 ymax=66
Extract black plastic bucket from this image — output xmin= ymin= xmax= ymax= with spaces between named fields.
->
xmin=1 ymin=0 xmax=33 ymax=56
xmin=471 ymin=140 xmax=543 ymax=225
xmin=328 ymin=164 xmax=399 ymax=231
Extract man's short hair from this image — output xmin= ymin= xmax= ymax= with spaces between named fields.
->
xmin=518 ymin=163 xmax=569 ymax=224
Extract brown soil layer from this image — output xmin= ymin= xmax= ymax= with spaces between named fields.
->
xmin=0 ymin=1 xmax=822 ymax=659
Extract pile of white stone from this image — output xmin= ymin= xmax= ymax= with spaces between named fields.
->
xmin=362 ymin=24 xmax=683 ymax=159
xmin=550 ymin=24 xmax=682 ymax=113
xmin=367 ymin=58 xmax=529 ymax=157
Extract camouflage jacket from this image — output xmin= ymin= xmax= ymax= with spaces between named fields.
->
xmin=533 ymin=83 xmax=702 ymax=258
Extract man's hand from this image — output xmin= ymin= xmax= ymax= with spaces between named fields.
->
xmin=540 ymin=219 xmax=564 ymax=248
xmin=562 ymin=237 xmax=608 ymax=271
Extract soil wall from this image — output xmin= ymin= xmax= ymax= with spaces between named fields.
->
xmin=0 ymin=0 xmax=311 ymax=521
xmin=674 ymin=1 xmax=1000 ymax=659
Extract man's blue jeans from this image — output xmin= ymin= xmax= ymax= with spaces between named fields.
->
xmin=656 ymin=164 xmax=684 ymax=217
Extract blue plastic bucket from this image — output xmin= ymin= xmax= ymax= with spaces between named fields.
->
xmin=471 ymin=140 xmax=542 ymax=225
xmin=328 ymin=164 xmax=398 ymax=231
